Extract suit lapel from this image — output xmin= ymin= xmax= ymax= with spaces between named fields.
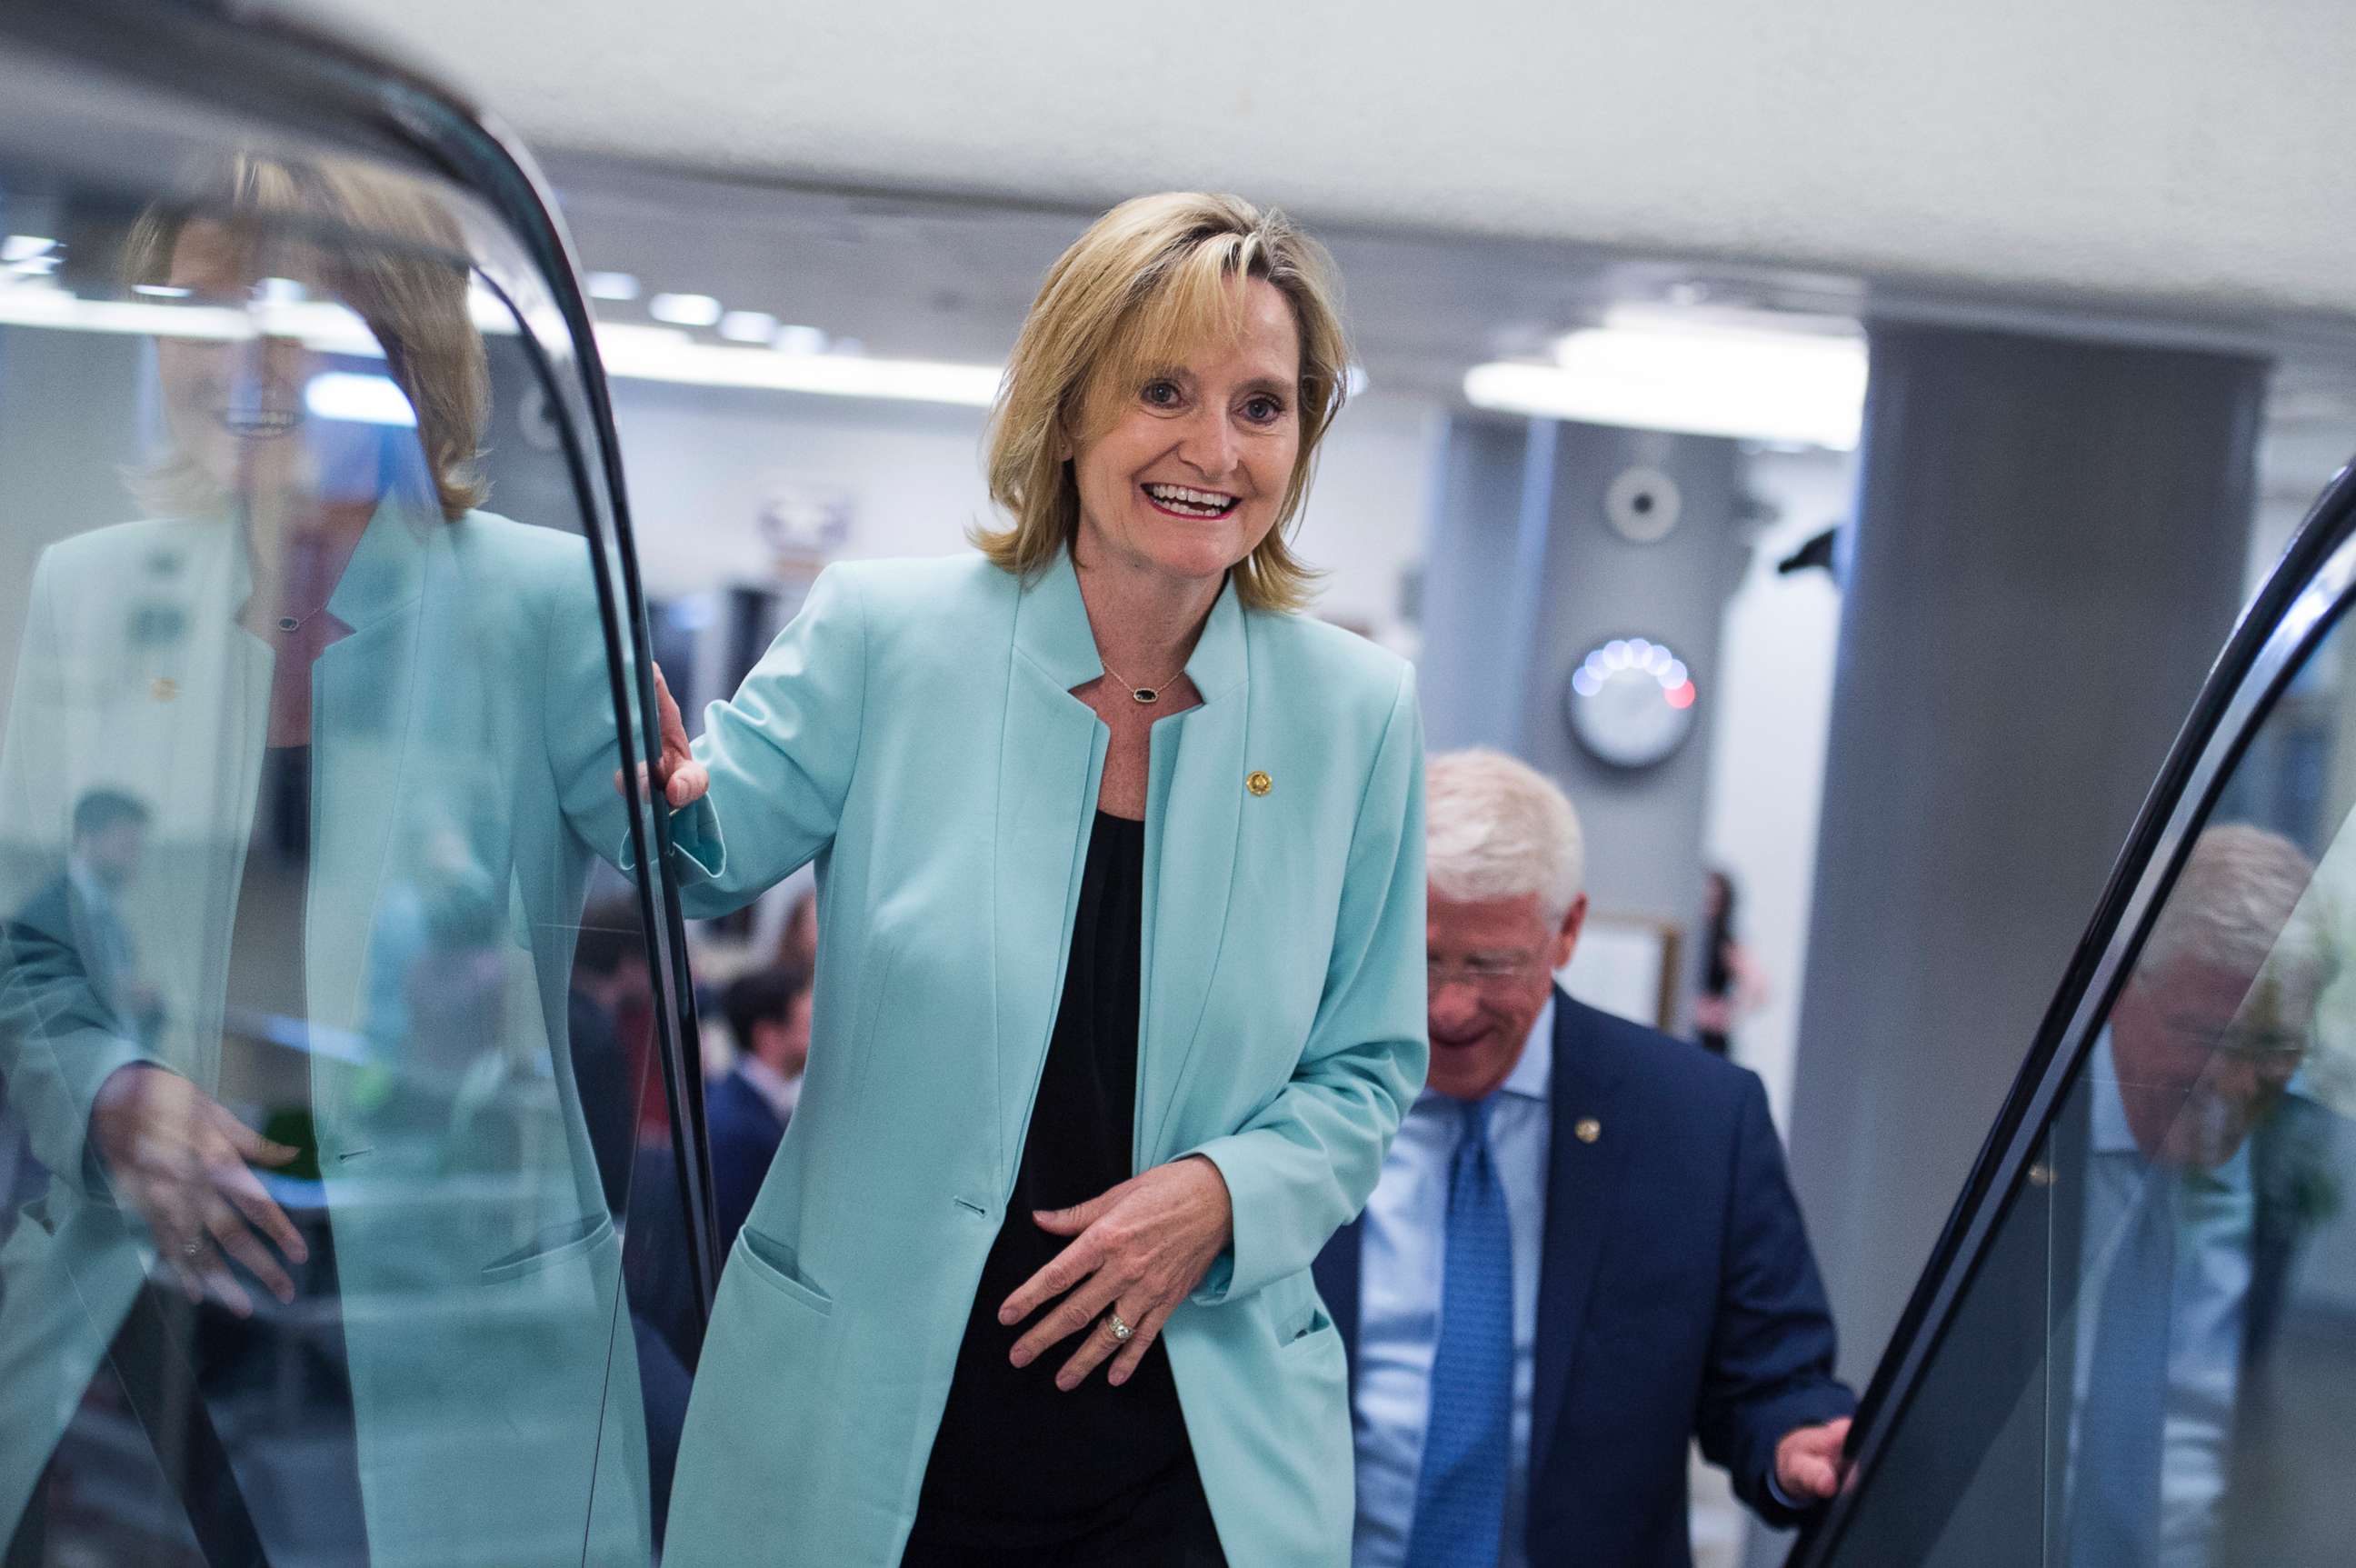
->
xmin=993 ymin=554 xmax=1111 ymax=1191
xmin=1529 ymin=992 xmax=1634 ymax=1483
xmin=1139 ymin=580 xmax=1246 ymax=1164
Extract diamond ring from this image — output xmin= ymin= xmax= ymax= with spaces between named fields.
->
xmin=1105 ymin=1311 xmax=1133 ymax=1343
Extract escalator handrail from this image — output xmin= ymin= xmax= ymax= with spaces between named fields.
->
xmin=1790 ymin=447 xmax=2356 ymax=1565
xmin=0 ymin=0 xmax=724 ymax=1323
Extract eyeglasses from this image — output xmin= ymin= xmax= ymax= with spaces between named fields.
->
xmin=1427 ymin=953 xmax=1552 ymax=990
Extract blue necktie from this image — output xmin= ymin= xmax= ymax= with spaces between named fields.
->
xmin=1404 ymin=1096 xmax=1514 ymax=1568
xmin=2068 ymin=1167 xmax=2176 ymax=1568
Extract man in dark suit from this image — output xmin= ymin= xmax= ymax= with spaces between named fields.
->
xmin=8 ymin=789 xmax=159 ymax=1044
xmin=1314 ymin=749 xmax=1853 ymax=1568
xmin=706 ymin=961 xmax=813 ymax=1258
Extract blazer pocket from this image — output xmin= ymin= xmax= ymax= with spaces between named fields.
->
xmin=479 ymin=1213 xmax=614 ymax=1285
xmin=735 ymin=1224 xmax=834 ymax=1316
xmin=1280 ymin=1301 xmax=1334 ymax=1349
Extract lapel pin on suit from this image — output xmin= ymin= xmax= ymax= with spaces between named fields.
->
xmin=1245 ymin=770 xmax=1272 ymax=796
xmin=150 ymin=676 xmax=178 ymax=703
xmin=1573 ymin=1116 xmax=1602 ymax=1144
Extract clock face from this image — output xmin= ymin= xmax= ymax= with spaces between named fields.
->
xmin=1566 ymin=637 xmax=1697 ymax=768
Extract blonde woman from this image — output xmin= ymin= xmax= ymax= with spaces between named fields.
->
xmin=657 ymin=195 xmax=1428 ymax=1566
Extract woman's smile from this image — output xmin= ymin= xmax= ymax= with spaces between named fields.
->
xmin=1139 ymin=482 xmax=1241 ymax=520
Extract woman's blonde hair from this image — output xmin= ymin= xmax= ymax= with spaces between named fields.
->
xmin=976 ymin=193 xmax=1351 ymax=614
xmin=122 ymin=153 xmax=490 ymax=522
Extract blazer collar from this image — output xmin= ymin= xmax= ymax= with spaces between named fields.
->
xmin=1011 ymin=546 xmax=1247 ymax=703
xmin=222 ymin=493 xmax=434 ymax=636
xmin=324 ymin=494 xmax=435 ymax=633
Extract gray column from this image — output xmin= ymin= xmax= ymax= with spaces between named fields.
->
xmin=1418 ymin=414 xmax=1746 ymax=964
xmin=1783 ymin=327 xmax=2265 ymax=1388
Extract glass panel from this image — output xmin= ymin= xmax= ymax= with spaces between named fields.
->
xmin=1832 ymin=601 xmax=2356 ymax=1567
xmin=0 ymin=59 xmax=694 ymax=1568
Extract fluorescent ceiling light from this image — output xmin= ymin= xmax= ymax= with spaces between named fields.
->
xmin=585 ymin=271 xmax=640 ymax=302
xmin=1463 ymin=322 xmax=1866 ymax=450
xmin=2 ymin=235 xmax=55 ymax=263
xmin=133 ymin=283 xmax=191 ymax=298
xmin=596 ymin=323 xmax=1001 ymax=406
xmin=772 ymin=323 xmax=826 ymax=355
xmin=648 ymin=292 xmax=723 ymax=327
xmin=305 ymin=371 xmax=417 ymax=426
xmin=718 ymin=309 xmax=778 ymax=345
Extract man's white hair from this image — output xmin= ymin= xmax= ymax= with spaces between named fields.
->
xmin=1425 ymin=748 xmax=1585 ymax=925
xmin=2138 ymin=823 xmax=2327 ymax=999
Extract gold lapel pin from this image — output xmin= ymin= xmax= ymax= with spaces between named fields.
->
xmin=1246 ymin=770 xmax=1273 ymax=797
xmin=150 ymin=676 xmax=179 ymax=703
xmin=1573 ymin=1117 xmax=1602 ymax=1144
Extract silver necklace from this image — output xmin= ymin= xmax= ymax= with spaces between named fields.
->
xmin=1099 ymin=654 xmax=1186 ymax=705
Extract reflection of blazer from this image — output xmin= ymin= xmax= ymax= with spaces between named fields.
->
xmin=660 ymin=549 xmax=1428 ymax=1568
xmin=1314 ymin=993 xmax=1854 ymax=1568
xmin=0 ymin=504 xmax=648 ymax=1565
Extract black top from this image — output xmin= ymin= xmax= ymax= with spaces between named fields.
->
xmin=910 ymin=811 xmax=1203 ymax=1549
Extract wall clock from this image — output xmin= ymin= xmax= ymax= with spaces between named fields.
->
xmin=1566 ymin=636 xmax=1697 ymax=768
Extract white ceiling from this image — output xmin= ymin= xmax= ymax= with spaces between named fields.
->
xmin=307 ymin=0 xmax=2356 ymax=324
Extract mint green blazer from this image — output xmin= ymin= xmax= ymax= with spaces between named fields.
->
xmin=661 ymin=550 xmax=1429 ymax=1567
xmin=0 ymin=503 xmax=648 ymax=1566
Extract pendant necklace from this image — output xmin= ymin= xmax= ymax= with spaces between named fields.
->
xmin=1099 ymin=654 xmax=1186 ymax=705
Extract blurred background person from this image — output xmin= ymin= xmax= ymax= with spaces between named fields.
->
xmin=708 ymin=960 xmax=813 ymax=1257
xmin=1317 ymin=749 xmax=1852 ymax=1568
xmin=12 ymin=790 xmax=164 ymax=1047
xmin=1692 ymin=868 xmax=1766 ymax=1060
xmin=776 ymin=885 xmax=819 ymax=975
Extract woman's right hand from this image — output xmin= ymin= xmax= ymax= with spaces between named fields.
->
xmin=88 ymin=1063 xmax=307 ymax=1317
xmin=614 ymin=662 xmax=709 ymax=808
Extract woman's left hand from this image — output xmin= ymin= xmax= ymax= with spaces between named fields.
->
xmin=1000 ymin=1155 xmax=1233 ymax=1390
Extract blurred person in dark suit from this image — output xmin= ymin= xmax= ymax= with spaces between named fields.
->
xmin=776 ymin=885 xmax=819 ymax=974
xmin=0 ymin=792 xmax=158 ymax=1293
xmin=1315 ymin=749 xmax=1853 ymax=1568
xmin=12 ymin=789 xmax=161 ymax=1045
xmin=708 ymin=962 xmax=814 ymax=1258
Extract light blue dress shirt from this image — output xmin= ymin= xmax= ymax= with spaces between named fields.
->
xmin=1354 ymin=997 xmax=1553 ymax=1568
xmin=2069 ymin=1034 xmax=2259 ymax=1568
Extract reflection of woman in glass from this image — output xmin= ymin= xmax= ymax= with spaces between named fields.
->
xmin=0 ymin=156 xmax=645 ymax=1564
xmin=654 ymin=195 xmax=1427 ymax=1567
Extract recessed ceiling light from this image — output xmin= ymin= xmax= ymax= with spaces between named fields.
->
xmin=649 ymin=292 xmax=723 ymax=327
xmin=585 ymin=271 xmax=640 ymax=302
xmin=718 ymin=310 xmax=779 ymax=345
